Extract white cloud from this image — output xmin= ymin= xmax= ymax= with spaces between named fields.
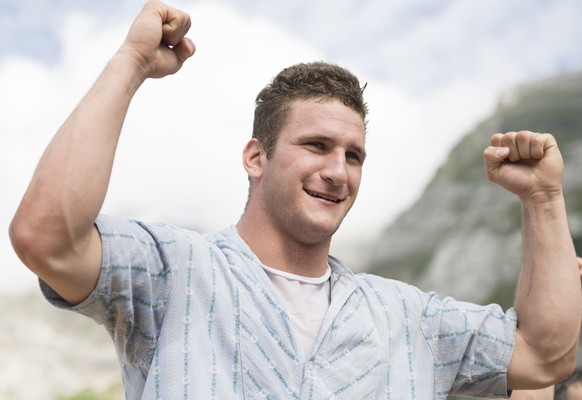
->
xmin=253 ymin=0 xmax=580 ymax=97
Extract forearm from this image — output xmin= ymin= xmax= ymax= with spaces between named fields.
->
xmin=9 ymin=1 xmax=194 ymax=304
xmin=514 ymin=192 xmax=581 ymax=374
xmin=11 ymin=51 xmax=147 ymax=265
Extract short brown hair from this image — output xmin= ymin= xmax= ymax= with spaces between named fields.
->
xmin=253 ymin=61 xmax=368 ymax=158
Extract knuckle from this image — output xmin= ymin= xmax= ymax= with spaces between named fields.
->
xmin=515 ymin=131 xmax=530 ymax=142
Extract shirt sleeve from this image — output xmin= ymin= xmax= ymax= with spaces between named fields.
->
xmin=40 ymin=214 xmax=183 ymax=375
xmin=419 ymin=289 xmax=517 ymax=398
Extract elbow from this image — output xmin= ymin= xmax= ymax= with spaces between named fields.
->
xmin=541 ymin=340 xmax=579 ymax=387
xmin=548 ymin=312 xmax=582 ymax=384
xmin=9 ymin=214 xmax=41 ymax=272
xmin=9 ymin=212 xmax=60 ymax=276
xmin=512 ymin=324 xmax=580 ymax=389
xmin=551 ymin=348 xmax=578 ymax=384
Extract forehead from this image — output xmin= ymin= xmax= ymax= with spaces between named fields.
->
xmin=282 ymin=98 xmax=366 ymax=142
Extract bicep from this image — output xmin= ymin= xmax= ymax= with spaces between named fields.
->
xmin=39 ymin=224 xmax=103 ymax=306
xmin=507 ymin=329 xmax=558 ymax=390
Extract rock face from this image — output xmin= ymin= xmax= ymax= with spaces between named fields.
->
xmin=367 ymin=70 xmax=582 ymax=309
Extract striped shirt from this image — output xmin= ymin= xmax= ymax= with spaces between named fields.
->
xmin=42 ymin=214 xmax=517 ymax=399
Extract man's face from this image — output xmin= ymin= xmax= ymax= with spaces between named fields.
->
xmin=255 ymin=98 xmax=366 ymax=245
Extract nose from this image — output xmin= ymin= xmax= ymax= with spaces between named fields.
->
xmin=320 ymin=150 xmax=348 ymax=186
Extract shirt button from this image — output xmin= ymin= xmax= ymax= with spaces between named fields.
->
xmin=307 ymin=361 xmax=314 ymax=370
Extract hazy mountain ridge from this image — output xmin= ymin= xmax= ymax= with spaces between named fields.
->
xmin=0 ymin=293 xmax=123 ymax=399
xmin=368 ymin=70 xmax=582 ymax=309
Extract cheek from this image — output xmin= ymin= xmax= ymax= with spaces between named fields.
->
xmin=295 ymin=154 xmax=321 ymax=171
xmin=289 ymin=156 xmax=321 ymax=179
xmin=348 ymin=169 xmax=362 ymax=191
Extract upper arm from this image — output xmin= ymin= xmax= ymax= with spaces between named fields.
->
xmin=48 ymin=224 xmax=103 ymax=305
xmin=507 ymin=328 xmax=576 ymax=390
xmin=10 ymin=221 xmax=103 ymax=306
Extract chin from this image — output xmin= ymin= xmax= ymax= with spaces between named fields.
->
xmin=304 ymin=221 xmax=342 ymax=241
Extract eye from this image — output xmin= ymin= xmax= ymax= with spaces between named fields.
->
xmin=306 ymin=141 xmax=325 ymax=150
xmin=346 ymin=151 xmax=362 ymax=164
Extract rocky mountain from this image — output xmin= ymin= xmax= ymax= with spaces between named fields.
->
xmin=367 ymin=70 xmax=582 ymax=310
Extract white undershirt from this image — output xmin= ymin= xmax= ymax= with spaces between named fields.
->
xmin=262 ymin=264 xmax=332 ymax=357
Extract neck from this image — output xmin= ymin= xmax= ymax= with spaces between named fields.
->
xmin=236 ymin=214 xmax=331 ymax=278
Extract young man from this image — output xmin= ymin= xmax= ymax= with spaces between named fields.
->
xmin=9 ymin=1 xmax=581 ymax=399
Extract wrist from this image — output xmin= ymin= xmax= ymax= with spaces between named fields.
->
xmin=520 ymin=189 xmax=567 ymax=224
xmin=520 ymin=187 xmax=564 ymax=206
xmin=107 ymin=46 xmax=151 ymax=95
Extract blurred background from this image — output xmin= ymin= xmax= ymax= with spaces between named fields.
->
xmin=2 ymin=0 xmax=582 ymax=398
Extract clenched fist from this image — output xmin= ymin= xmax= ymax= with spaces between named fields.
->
xmin=483 ymin=131 xmax=564 ymax=202
xmin=119 ymin=0 xmax=196 ymax=79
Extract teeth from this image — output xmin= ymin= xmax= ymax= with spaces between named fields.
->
xmin=306 ymin=190 xmax=340 ymax=203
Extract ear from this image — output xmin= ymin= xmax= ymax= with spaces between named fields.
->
xmin=242 ymin=138 xmax=265 ymax=180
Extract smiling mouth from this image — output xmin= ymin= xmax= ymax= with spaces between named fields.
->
xmin=305 ymin=189 xmax=343 ymax=204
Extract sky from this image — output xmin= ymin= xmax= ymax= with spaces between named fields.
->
xmin=2 ymin=0 xmax=582 ymax=294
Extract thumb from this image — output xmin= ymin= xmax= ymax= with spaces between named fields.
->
xmin=483 ymin=146 xmax=509 ymax=181
xmin=495 ymin=147 xmax=510 ymax=159
xmin=173 ymin=37 xmax=196 ymax=63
